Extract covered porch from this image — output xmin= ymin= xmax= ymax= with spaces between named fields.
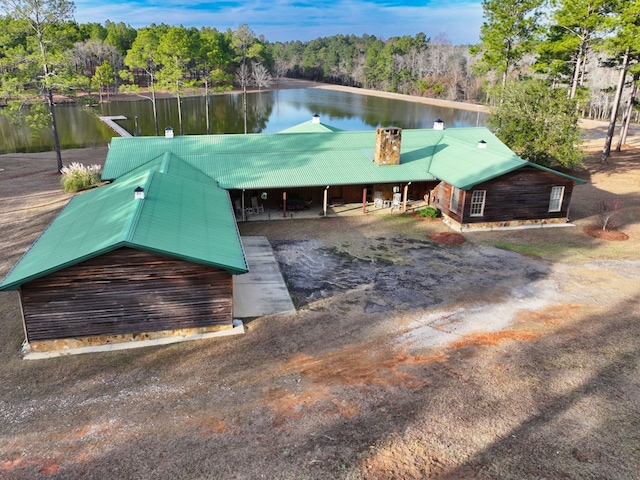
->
xmin=231 ymin=181 xmax=436 ymax=221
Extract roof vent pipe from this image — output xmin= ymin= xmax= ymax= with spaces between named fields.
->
xmin=433 ymin=119 xmax=444 ymax=130
xmin=134 ymin=186 xmax=145 ymax=200
xmin=477 ymin=140 xmax=487 ymax=149
xmin=312 ymin=114 xmax=321 ymax=124
xmin=165 ymin=126 xmax=174 ymax=139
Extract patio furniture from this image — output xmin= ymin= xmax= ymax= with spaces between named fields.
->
xmin=251 ymin=196 xmax=264 ymax=214
xmin=373 ymin=191 xmax=383 ymax=208
xmin=391 ymin=192 xmax=402 ymax=211
xmin=234 ymin=198 xmax=255 ymax=217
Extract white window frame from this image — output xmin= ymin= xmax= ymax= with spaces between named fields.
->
xmin=470 ymin=190 xmax=486 ymax=217
xmin=450 ymin=186 xmax=460 ymax=213
xmin=549 ymin=186 xmax=565 ymax=212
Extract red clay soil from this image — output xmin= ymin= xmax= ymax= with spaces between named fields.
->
xmin=583 ymin=226 xmax=629 ymax=241
xmin=429 ymin=232 xmax=467 ymax=245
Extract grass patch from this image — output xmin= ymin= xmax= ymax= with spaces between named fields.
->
xmin=381 ymin=213 xmax=418 ymax=227
xmin=490 ymin=241 xmax=589 ymax=261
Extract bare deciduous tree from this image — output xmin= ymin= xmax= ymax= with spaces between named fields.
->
xmin=598 ymin=198 xmax=622 ymax=231
xmin=251 ymin=62 xmax=272 ymax=90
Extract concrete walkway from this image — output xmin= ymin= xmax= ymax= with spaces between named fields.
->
xmin=233 ymin=236 xmax=296 ymax=318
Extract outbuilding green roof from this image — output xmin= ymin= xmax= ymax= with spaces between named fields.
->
xmin=0 ymin=157 xmax=248 ymax=290
xmin=101 ymin=126 xmax=584 ymax=190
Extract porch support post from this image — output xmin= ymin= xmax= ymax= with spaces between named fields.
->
xmin=362 ymin=187 xmax=367 ymax=214
xmin=282 ymin=191 xmax=287 ymax=218
xmin=403 ymin=182 xmax=410 ymax=212
xmin=323 ymin=186 xmax=329 ymax=216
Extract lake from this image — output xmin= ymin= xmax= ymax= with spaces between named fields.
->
xmin=0 ymin=88 xmax=487 ymax=154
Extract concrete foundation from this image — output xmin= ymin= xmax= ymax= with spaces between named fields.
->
xmin=442 ymin=215 xmax=575 ymax=232
xmin=22 ymin=321 xmax=244 ymax=360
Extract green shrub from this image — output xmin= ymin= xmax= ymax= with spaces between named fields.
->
xmin=60 ymin=162 xmax=103 ymax=193
xmin=417 ymin=206 xmax=441 ymax=219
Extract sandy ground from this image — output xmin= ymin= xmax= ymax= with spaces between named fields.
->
xmin=0 ymin=94 xmax=639 ymax=479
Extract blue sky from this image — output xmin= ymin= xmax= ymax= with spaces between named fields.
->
xmin=74 ymin=0 xmax=483 ymax=45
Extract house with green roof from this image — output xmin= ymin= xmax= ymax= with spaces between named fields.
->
xmin=0 ymin=117 xmax=585 ymax=357
xmin=0 ymin=155 xmax=248 ymax=357
xmin=101 ymin=118 xmax=585 ymax=230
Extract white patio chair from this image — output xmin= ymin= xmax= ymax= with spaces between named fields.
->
xmin=391 ymin=192 xmax=402 ymax=212
xmin=373 ymin=191 xmax=383 ymax=208
xmin=251 ymin=196 xmax=264 ymax=214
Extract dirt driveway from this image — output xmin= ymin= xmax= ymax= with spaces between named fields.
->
xmin=1 ymin=139 xmax=639 ymax=478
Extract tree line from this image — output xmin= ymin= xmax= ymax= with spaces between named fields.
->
xmin=0 ymin=0 xmax=638 ymax=170
xmin=473 ymin=0 xmax=640 ymax=163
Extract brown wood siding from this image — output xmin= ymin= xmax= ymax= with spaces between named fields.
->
xmin=430 ymin=168 xmax=576 ymax=224
xmin=431 ymin=182 xmax=463 ymax=222
xmin=462 ymin=167 xmax=575 ymax=224
xmin=20 ymin=248 xmax=233 ymax=342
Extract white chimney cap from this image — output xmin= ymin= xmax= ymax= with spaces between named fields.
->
xmin=165 ymin=126 xmax=174 ymax=138
xmin=478 ymin=140 xmax=487 ymax=149
xmin=433 ymin=119 xmax=444 ymax=130
xmin=312 ymin=114 xmax=320 ymax=124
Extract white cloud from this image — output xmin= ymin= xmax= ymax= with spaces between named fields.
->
xmin=73 ymin=0 xmax=483 ymax=45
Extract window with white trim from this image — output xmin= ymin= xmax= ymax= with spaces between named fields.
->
xmin=450 ymin=186 xmax=460 ymax=213
xmin=549 ymin=186 xmax=565 ymax=212
xmin=470 ymin=190 xmax=486 ymax=217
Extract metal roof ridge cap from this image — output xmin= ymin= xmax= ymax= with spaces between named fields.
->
xmin=159 ymin=151 xmax=173 ymax=173
xmin=425 ymin=132 xmax=446 ymax=173
xmin=121 ymin=171 xmax=153 ymax=243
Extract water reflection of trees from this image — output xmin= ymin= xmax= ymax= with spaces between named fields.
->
xmin=0 ymin=89 xmax=484 ymax=153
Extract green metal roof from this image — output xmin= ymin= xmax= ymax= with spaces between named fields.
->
xmin=428 ymin=129 xmax=585 ymax=189
xmin=278 ymin=119 xmax=344 ymax=133
xmin=0 ymin=159 xmax=248 ymax=290
xmin=2 ymin=125 xmax=585 ymax=291
xmin=101 ymin=126 xmax=583 ymax=191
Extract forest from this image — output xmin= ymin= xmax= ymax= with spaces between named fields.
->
xmin=0 ymin=0 xmax=639 ymax=168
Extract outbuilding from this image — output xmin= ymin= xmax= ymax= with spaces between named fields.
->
xmin=0 ymin=155 xmax=248 ymax=357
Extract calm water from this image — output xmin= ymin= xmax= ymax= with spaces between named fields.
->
xmin=0 ymin=88 xmax=487 ymax=154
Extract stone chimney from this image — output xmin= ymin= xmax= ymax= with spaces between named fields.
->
xmin=312 ymin=114 xmax=321 ymax=124
xmin=374 ymin=127 xmax=402 ymax=166
xmin=433 ymin=119 xmax=444 ymax=130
